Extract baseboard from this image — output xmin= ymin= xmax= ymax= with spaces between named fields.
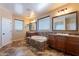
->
xmin=12 ymin=38 xmax=25 ymax=42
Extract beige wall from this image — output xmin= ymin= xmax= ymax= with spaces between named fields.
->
xmin=12 ymin=15 xmax=24 ymax=41
xmin=38 ymin=4 xmax=79 ymax=18
xmin=50 ymin=3 xmax=79 ymax=17
xmin=0 ymin=7 xmax=12 ymax=18
xmin=12 ymin=15 xmax=31 ymax=41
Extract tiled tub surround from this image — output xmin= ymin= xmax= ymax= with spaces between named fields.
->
xmin=31 ymin=36 xmax=47 ymax=42
xmin=29 ymin=36 xmax=48 ymax=51
xmin=0 ymin=39 xmax=66 ymax=56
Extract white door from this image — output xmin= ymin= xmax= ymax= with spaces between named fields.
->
xmin=2 ymin=17 xmax=12 ymax=47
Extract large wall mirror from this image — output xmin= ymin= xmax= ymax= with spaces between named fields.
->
xmin=53 ymin=16 xmax=66 ymax=30
xmin=65 ymin=13 xmax=76 ymax=30
xmin=53 ymin=12 xmax=77 ymax=30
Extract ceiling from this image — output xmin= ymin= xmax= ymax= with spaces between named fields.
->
xmin=0 ymin=3 xmax=67 ymax=18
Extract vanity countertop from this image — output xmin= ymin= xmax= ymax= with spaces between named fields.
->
xmin=49 ymin=34 xmax=79 ymax=38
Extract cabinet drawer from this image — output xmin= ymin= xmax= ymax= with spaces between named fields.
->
xmin=67 ymin=37 xmax=79 ymax=42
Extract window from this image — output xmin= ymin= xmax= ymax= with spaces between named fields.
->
xmin=37 ymin=17 xmax=52 ymax=31
xmin=15 ymin=20 xmax=23 ymax=31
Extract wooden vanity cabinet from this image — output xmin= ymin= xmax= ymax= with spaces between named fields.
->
xmin=48 ymin=34 xmax=79 ymax=55
xmin=65 ymin=37 xmax=79 ymax=55
xmin=48 ymin=35 xmax=56 ymax=48
xmin=48 ymin=35 xmax=66 ymax=52
xmin=55 ymin=35 xmax=66 ymax=52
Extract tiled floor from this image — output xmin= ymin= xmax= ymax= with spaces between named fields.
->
xmin=0 ymin=39 xmax=68 ymax=56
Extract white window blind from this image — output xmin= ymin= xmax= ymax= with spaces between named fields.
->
xmin=15 ymin=20 xmax=23 ymax=31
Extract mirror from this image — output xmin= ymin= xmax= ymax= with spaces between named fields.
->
xmin=53 ymin=12 xmax=77 ymax=30
xmin=53 ymin=16 xmax=66 ymax=30
xmin=65 ymin=13 xmax=76 ymax=30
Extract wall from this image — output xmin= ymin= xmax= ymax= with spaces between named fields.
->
xmin=38 ymin=4 xmax=79 ymax=18
xmin=50 ymin=4 xmax=79 ymax=17
xmin=12 ymin=15 xmax=31 ymax=41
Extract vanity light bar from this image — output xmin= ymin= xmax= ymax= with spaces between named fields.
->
xmin=58 ymin=8 xmax=67 ymax=13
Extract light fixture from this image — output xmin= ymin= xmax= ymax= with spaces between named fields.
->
xmin=57 ymin=8 xmax=68 ymax=16
xmin=58 ymin=8 xmax=67 ymax=13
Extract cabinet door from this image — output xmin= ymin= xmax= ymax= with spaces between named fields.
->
xmin=66 ymin=37 xmax=79 ymax=55
xmin=55 ymin=36 xmax=66 ymax=52
xmin=48 ymin=35 xmax=56 ymax=48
